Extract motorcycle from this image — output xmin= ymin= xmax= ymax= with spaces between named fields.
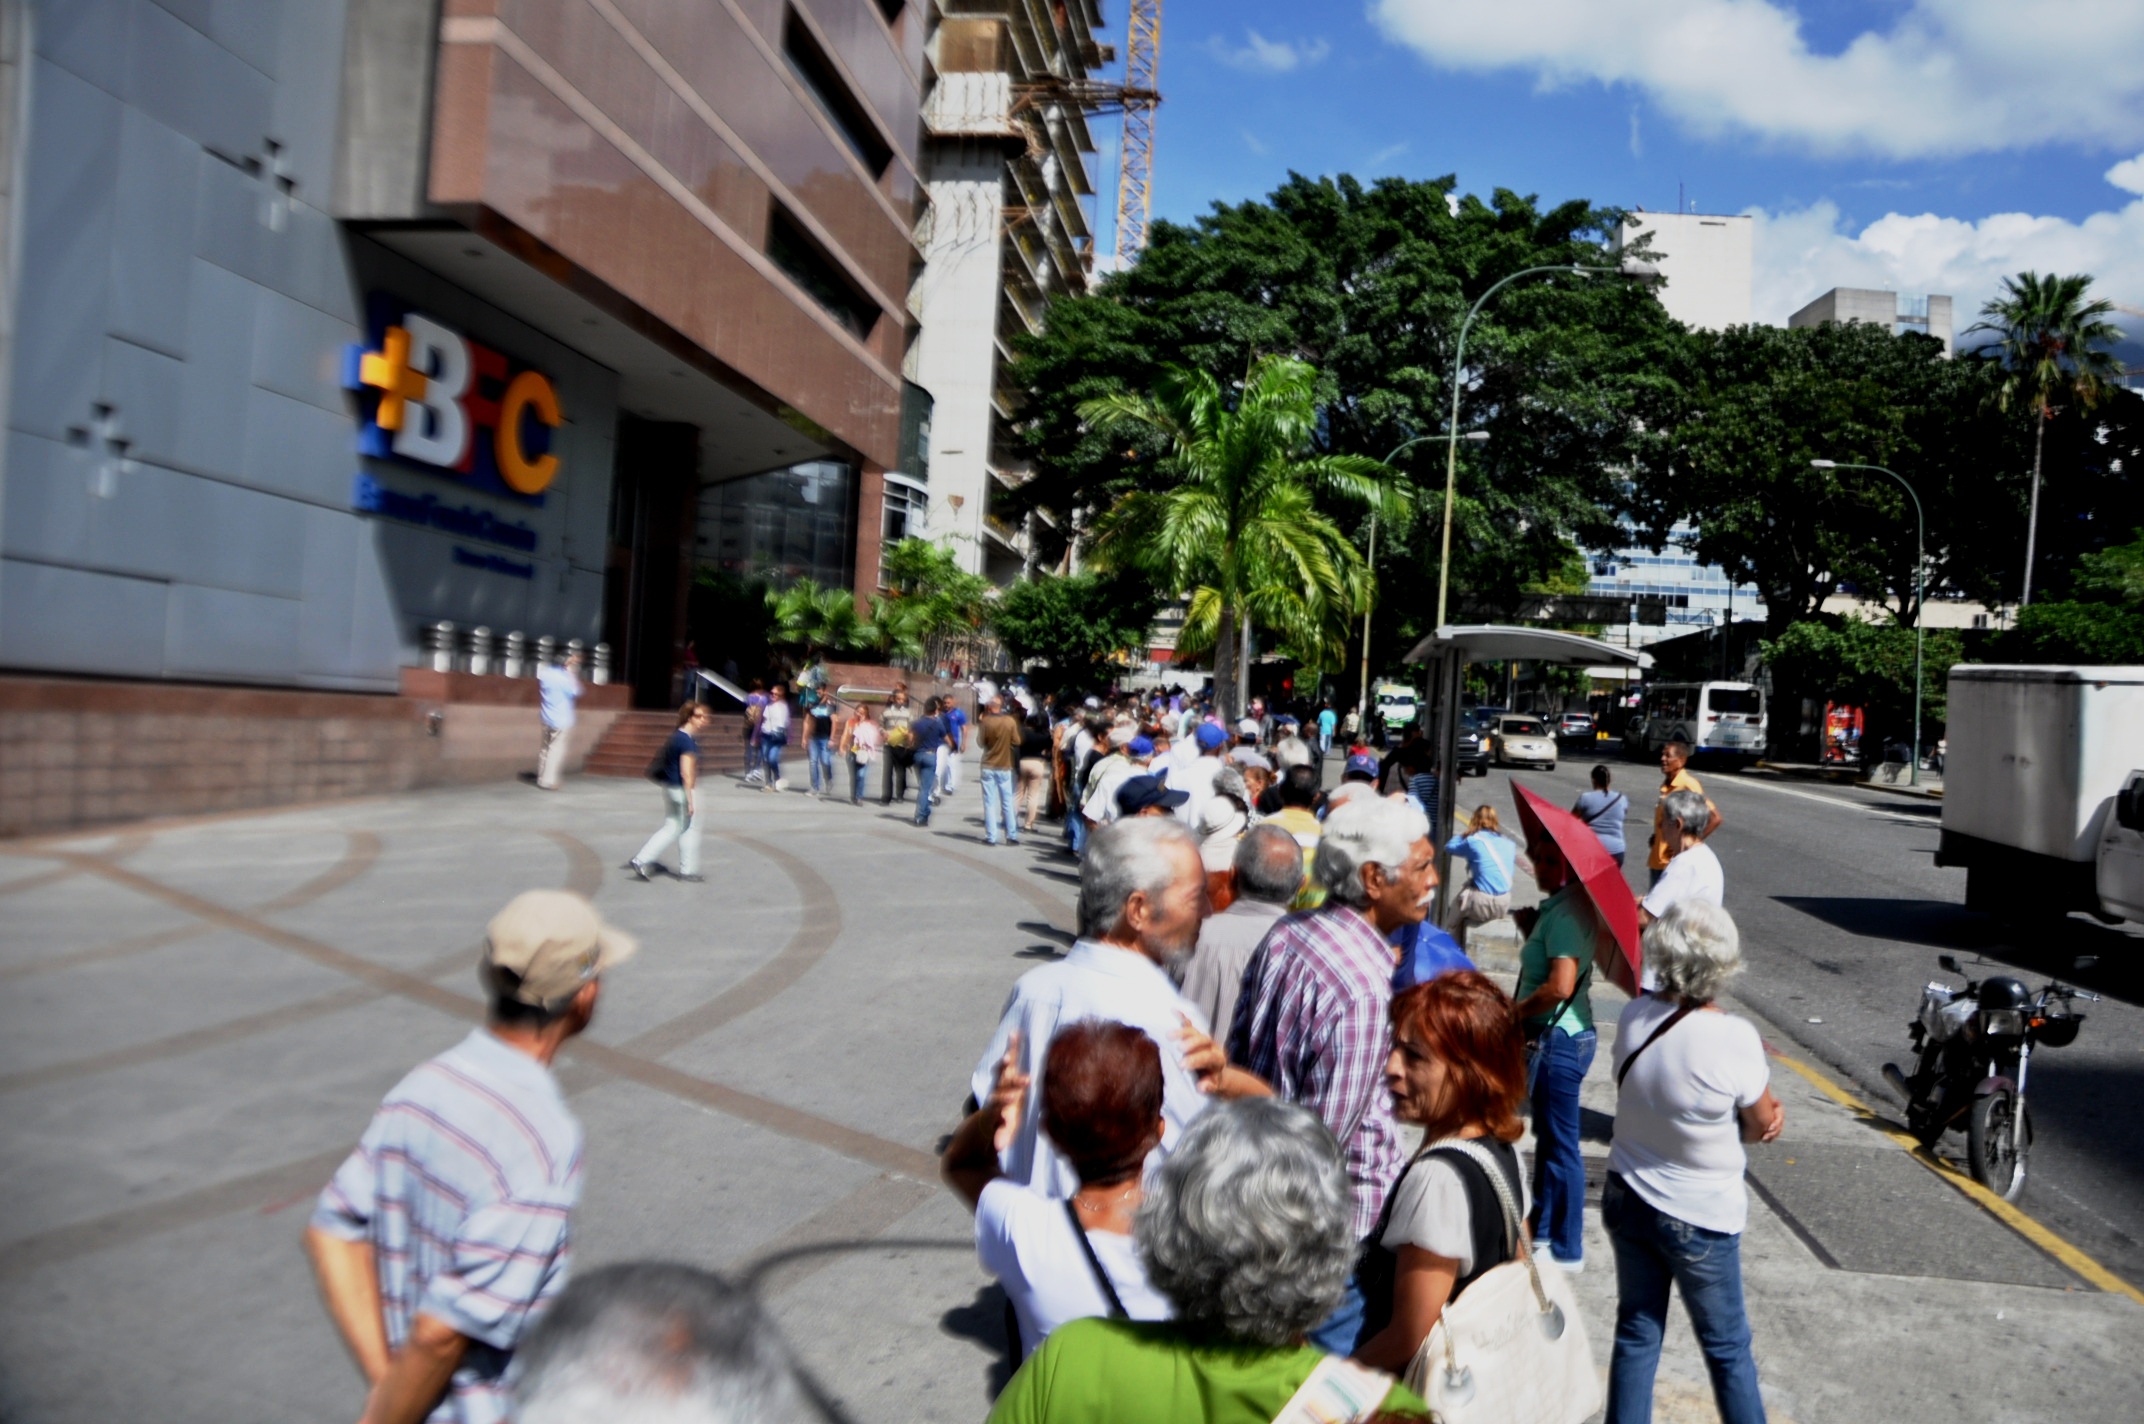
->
xmin=1882 ymin=954 xmax=2097 ymax=1201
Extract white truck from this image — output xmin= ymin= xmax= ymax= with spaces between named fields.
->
xmin=1936 ymin=665 xmax=2144 ymax=924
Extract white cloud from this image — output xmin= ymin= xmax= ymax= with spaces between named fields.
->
xmin=1207 ymin=30 xmax=1331 ymax=74
xmin=1365 ymin=141 xmax=1411 ymax=170
xmin=1241 ymin=129 xmax=1271 ymax=156
xmin=1370 ymin=0 xmax=2144 ymax=159
xmin=1746 ymin=160 xmax=2144 ymax=328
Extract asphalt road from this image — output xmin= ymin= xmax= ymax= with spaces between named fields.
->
xmin=1456 ymin=747 xmax=2144 ymax=1286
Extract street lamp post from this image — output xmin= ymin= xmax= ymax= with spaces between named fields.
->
xmin=1360 ymin=432 xmax=1486 ymax=723
xmin=1811 ymin=459 xmax=1926 ymax=786
xmin=1436 ymin=257 xmax=1659 ymax=630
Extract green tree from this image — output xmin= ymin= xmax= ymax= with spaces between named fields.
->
xmin=1761 ymin=617 xmax=1966 ymax=757
xmin=1078 ymin=355 xmax=1406 ymax=717
xmin=764 ymin=579 xmax=872 ymax=658
xmin=872 ymin=538 xmax=994 ymax=669
xmin=1992 ymin=527 xmax=2144 ymax=663
xmin=989 ymin=572 xmax=1159 ymax=684
xmin=1965 ymin=271 xmax=2126 ymax=604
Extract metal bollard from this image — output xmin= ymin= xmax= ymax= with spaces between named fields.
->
xmin=467 ymin=625 xmax=494 ymax=677
xmin=428 ymin=620 xmax=457 ymax=673
xmin=565 ymin=637 xmax=587 ymax=669
xmin=535 ymin=634 xmax=557 ymax=668
xmin=502 ymin=630 xmax=528 ymax=679
xmin=591 ymin=642 xmax=612 ymax=685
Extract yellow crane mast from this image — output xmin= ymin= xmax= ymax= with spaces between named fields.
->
xmin=1113 ymin=0 xmax=1162 ymax=263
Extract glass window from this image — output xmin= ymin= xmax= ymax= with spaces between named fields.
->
xmin=698 ymin=459 xmax=856 ymax=590
xmin=1502 ymin=717 xmax=1549 ymax=736
xmin=1707 ymin=687 xmax=1762 ymax=715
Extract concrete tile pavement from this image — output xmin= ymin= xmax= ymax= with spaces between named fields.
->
xmin=0 ymin=766 xmax=2135 ymax=1423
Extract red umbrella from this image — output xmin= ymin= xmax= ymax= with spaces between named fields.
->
xmin=1509 ymin=781 xmax=1642 ymax=996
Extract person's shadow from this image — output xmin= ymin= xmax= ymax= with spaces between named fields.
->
xmin=941 ymin=1282 xmax=1019 ymax=1399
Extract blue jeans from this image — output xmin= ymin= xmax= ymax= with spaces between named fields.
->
xmin=980 ymin=767 xmax=1018 ymax=843
xmin=1305 ymin=1249 xmax=1369 ymax=1354
xmin=763 ymin=736 xmax=786 ymax=785
xmin=849 ymin=755 xmax=871 ymax=803
xmin=1604 ymin=1175 xmax=1766 ymax=1424
xmin=1529 ymin=1027 xmax=1596 ymax=1263
xmin=912 ymin=751 xmax=938 ymax=824
xmin=1068 ymin=812 xmax=1090 ymax=856
xmin=808 ymin=736 xmax=833 ymax=793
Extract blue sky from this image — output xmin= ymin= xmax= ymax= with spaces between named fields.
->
xmin=1098 ymin=0 xmax=2144 ymax=330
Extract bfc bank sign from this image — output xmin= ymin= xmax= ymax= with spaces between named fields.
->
xmin=344 ymin=302 xmax=563 ymax=501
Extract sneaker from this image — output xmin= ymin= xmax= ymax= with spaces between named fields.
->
xmin=676 ymin=873 xmax=704 ymax=884
xmin=743 ymin=771 xmax=764 ymax=784
xmin=1543 ymin=1251 xmax=1584 ymax=1274
xmin=626 ymin=862 xmax=651 ymax=882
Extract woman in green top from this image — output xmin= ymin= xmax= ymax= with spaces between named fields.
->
xmin=989 ymin=1100 xmax=1431 ymax=1424
xmin=1510 ymin=835 xmax=1599 ymax=1272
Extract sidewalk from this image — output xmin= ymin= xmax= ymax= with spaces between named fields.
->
xmin=1464 ymin=869 xmax=2137 ymax=1422
xmin=1751 ymin=760 xmax=1945 ymax=799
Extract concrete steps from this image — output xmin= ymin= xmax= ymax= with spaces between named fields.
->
xmin=583 ymin=711 xmax=747 ymax=777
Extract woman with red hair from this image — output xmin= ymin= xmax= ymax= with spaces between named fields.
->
xmin=1352 ymin=971 xmax=1531 ymax=1372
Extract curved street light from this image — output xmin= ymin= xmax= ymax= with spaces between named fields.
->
xmin=1812 ymin=458 xmax=1927 ymax=786
xmin=1359 ymin=431 xmax=1487 ymax=721
xmin=1435 ymin=257 xmax=1660 ymax=629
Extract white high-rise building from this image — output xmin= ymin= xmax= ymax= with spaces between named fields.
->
xmin=1789 ymin=288 xmax=1955 ymax=355
xmin=1614 ymin=211 xmax=1753 ymax=332
xmin=1587 ymin=522 xmax=1768 ymax=651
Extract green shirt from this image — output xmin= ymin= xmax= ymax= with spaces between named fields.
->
xmin=987 ymin=1319 xmax=1430 ymax=1424
xmin=1515 ymin=885 xmax=1596 ymax=1035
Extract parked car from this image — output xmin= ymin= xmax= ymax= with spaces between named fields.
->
xmin=1491 ymin=715 xmax=1558 ymax=770
xmin=1456 ymin=712 xmax=1490 ymax=777
xmin=1555 ymin=712 xmax=1597 ymax=746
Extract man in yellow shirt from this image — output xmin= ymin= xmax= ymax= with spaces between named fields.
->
xmin=1647 ymin=739 xmax=1722 ymax=887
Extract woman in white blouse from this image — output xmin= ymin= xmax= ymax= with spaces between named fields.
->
xmin=1605 ymin=900 xmax=1784 ymax=1424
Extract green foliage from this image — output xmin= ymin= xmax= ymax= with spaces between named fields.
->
xmin=989 ymin=573 xmax=1159 ymax=675
xmin=1079 ymin=354 xmax=1405 ymax=703
xmin=1988 ymin=527 xmax=2144 ymax=663
xmin=1967 ymin=272 xmax=2126 ymax=423
xmin=871 ymin=538 xmax=994 ymax=664
xmin=764 ymin=579 xmax=873 ymax=657
xmin=1762 ymin=617 xmax=1965 ymax=746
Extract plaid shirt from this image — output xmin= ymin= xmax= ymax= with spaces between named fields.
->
xmin=1228 ymin=904 xmax=1403 ymax=1240
xmin=312 ymin=1030 xmax=583 ymax=1424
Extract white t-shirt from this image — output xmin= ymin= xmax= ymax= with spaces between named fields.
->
xmin=1381 ymin=1143 xmax=1532 ymax=1275
xmin=760 ymin=699 xmax=791 ymax=739
xmin=1641 ymin=840 xmax=1723 ymax=919
xmin=1166 ymin=753 xmax=1222 ymax=826
xmin=976 ymin=1180 xmax=1174 ymax=1355
xmin=1608 ymin=996 xmax=1770 ymax=1234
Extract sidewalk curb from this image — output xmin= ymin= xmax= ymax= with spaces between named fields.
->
xmin=1747 ymin=762 xmax=1943 ymax=800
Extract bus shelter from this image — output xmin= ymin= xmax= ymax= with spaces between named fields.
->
xmin=1403 ymin=626 xmax=1652 ymax=895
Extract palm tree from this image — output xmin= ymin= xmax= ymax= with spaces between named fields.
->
xmin=765 ymin=579 xmax=871 ymax=658
xmin=1966 ymin=272 xmax=2125 ymax=605
xmin=1079 ymin=355 xmax=1408 ymax=717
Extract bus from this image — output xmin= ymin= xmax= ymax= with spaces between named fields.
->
xmin=1623 ymin=681 xmax=1768 ymax=764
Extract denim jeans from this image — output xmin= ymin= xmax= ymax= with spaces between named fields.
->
xmin=980 ymin=767 xmax=1018 ymax=843
xmin=849 ymin=754 xmax=871 ymax=803
xmin=1603 ymin=1174 xmax=1767 ymax=1424
xmin=808 ymin=736 xmax=833 ymax=793
xmin=1305 ymin=1247 xmax=1370 ymax=1354
xmin=1068 ymin=811 xmax=1091 ymax=856
xmin=912 ymin=752 xmax=939 ymax=824
xmin=762 ymin=736 xmax=786 ymax=785
xmin=1529 ymin=1027 xmax=1596 ymax=1263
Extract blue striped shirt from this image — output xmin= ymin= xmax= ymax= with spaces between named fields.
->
xmin=312 ymin=1029 xmax=583 ymax=1424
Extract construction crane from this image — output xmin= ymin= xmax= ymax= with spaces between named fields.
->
xmin=1010 ymin=2 xmax=1162 ymax=270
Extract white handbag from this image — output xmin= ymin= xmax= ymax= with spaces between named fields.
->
xmin=1404 ymin=1139 xmax=1602 ymax=1424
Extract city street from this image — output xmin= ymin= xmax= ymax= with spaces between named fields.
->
xmin=0 ymin=759 xmax=2140 ymax=1422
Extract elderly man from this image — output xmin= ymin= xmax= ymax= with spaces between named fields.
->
xmin=1180 ymin=825 xmax=1304 ymax=1040
xmin=1641 ymin=788 xmax=1725 ymax=925
xmin=534 ymin=650 xmax=582 ymax=791
xmin=1229 ymin=796 xmax=1437 ymax=1354
xmin=305 ymin=891 xmax=636 ymax=1424
xmin=1163 ymin=719 xmax=1230 ymax=827
xmin=971 ymin=818 xmax=1259 ymax=1196
xmin=1080 ymin=729 xmax=1148 ymax=834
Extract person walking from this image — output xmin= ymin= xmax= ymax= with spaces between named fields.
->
xmin=305 ymin=890 xmax=637 ymax=1424
xmin=1179 ymin=826 xmax=1302 ymax=1041
xmin=1641 ymin=789 xmax=1725 ymax=925
xmin=839 ymin=702 xmax=882 ymax=805
xmin=1510 ymin=833 xmax=1598 ymax=1272
xmin=881 ymin=684 xmax=915 ymax=804
xmin=625 ymin=704 xmax=710 ymax=882
xmin=805 ymin=690 xmax=836 ymax=799
xmin=1317 ymin=702 xmax=1338 ymax=757
xmin=907 ymin=696 xmax=949 ymax=827
xmin=1605 ymin=901 xmax=1783 ymax=1424
xmin=940 ymin=693 xmax=969 ymax=799
xmin=534 ymin=650 xmax=582 ymax=791
xmin=742 ymin=679 xmax=768 ymax=786
xmin=978 ymin=693 xmax=1023 ymax=846
xmin=1647 ymin=741 xmax=1720 ymax=889
xmin=1017 ymin=712 xmax=1055 ymax=833
xmin=1572 ymin=765 xmax=1630 ymax=866
xmin=1443 ymin=804 xmax=1517 ymax=951
xmin=759 ymin=682 xmax=792 ymax=792
xmin=1230 ymin=797 xmax=1439 ymax=1353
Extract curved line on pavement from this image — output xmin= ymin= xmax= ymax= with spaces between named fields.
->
xmin=539 ymin=828 xmax=606 ymax=898
xmin=0 ymin=831 xmax=155 ymax=897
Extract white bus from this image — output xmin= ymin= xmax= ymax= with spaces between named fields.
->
xmin=1625 ymin=681 xmax=1767 ymax=764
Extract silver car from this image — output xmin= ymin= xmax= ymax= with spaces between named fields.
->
xmin=1492 ymin=715 xmax=1558 ymax=770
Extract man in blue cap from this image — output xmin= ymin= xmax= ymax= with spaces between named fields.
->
xmin=1114 ymin=772 xmax=1191 ymax=819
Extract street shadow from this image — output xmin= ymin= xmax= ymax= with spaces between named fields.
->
xmin=1027 ymin=865 xmax=1081 ymax=886
xmin=1018 ymin=920 xmax=1076 ymax=947
xmin=942 ymin=1281 xmax=1019 ymax=1400
xmin=1776 ymin=898 xmax=2144 ymax=1005
xmin=1773 ymin=896 xmax=1992 ymax=951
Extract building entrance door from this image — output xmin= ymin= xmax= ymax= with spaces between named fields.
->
xmin=606 ymin=417 xmax=699 ymax=708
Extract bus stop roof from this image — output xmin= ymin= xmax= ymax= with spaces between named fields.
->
xmin=1402 ymin=625 xmax=1654 ymax=669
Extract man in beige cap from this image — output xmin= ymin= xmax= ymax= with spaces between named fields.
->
xmin=304 ymin=890 xmax=636 ymax=1424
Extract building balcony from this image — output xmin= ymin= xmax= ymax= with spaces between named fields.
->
xmin=924 ymin=71 xmax=1020 ymax=139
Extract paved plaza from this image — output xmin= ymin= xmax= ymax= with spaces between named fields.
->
xmin=1 ymin=765 xmax=2140 ymax=1422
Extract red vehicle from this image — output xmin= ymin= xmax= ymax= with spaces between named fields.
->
xmin=1823 ymin=703 xmax=1864 ymax=765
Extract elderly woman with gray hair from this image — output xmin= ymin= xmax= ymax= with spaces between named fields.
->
xmin=1640 ymin=788 xmax=1725 ymax=926
xmin=989 ymin=1099 xmax=1432 ymax=1423
xmin=1604 ymin=900 xmax=1784 ymax=1424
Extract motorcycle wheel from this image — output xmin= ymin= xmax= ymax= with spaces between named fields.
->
xmin=1968 ymin=1091 xmax=2029 ymax=1201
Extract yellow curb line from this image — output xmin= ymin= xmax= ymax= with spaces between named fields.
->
xmin=1768 ymin=1048 xmax=2144 ymax=1308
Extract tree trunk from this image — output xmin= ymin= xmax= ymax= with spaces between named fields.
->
xmin=1213 ymin=603 xmax=1239 ymax=721
xmin=1236 ymin=609 xmax=1253 ymax=717
xmin=2021 ymin=406 xmax=2047 ymax=607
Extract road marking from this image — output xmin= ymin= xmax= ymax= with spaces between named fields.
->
xmin=1768 ymin=1048 xmax=2144 ymax=1308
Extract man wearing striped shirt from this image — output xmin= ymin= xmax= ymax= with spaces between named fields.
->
xmin=305 ymin=891 xmax=636 ymax=1424
xmin=1228 ymin=796 xmax=1438 ymax=1354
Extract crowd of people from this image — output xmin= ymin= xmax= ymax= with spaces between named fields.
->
xmin=312 ymin=673 xmax=1769 ymax=1424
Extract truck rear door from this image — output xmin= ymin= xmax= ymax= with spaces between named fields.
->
xmin=2100 ymin=770 xmax=2144 ymax=923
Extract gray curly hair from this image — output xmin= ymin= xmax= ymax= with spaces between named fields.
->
xmin=1644 ymin=898 xmax=1743 ymax=1004
xmin=1135 ymin=1099 xmax=1354 ymax=1346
